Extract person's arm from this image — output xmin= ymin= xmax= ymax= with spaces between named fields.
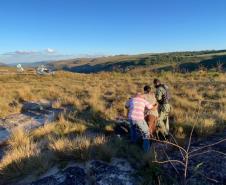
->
xmin=145 ymin=100 xmax=153 ymax=110
xmin=125 ymin=99 xmax=131 ymax=118
xmin=125 ymin=99 xmax=130 ymax=109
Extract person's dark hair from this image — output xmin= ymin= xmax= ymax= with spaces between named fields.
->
xmin=144 ymin=85 xmax=151 ymax=93
xmin=153 ymin=78 xmax=161 ymax=84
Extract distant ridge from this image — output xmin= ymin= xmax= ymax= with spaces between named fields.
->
xmin=0 ymin=62 xmax=7 ymax=67
xmin=48 ymin=50 xmax=226 ymax=73
xmin=9 ymin=61 xmax=52 ymax=67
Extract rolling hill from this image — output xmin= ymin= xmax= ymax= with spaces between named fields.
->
xmin=48 ymin=50 xmax=226 ymax=73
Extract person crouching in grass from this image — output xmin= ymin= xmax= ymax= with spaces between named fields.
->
xmin=125 ymin=92 xmax=156 ymax=152
xmin=143 ymin=85 xmax=159 ymax=137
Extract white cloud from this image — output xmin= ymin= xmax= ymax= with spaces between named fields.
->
xmin=0 ymin=49 xmax=106 ymax=64
xmin=0 ymin=49 xmax=75 ymax=64
xmin=15 ymin=50 xmax=35 ymax=54
xmin=45 ymin=48 xmax=55 ymax=53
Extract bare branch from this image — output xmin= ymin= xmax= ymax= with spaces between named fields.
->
xmin=189 ymin=138 xmax=226 ymax=155
xmin=150 ymin=138 xmax=187 ymax=154
xmin=187 ymin=106 xmax=201 ymax=153
xmin=187 ymin=123 xmax=195 ymax=152
xmin=211 ymin=149 xmax=226 ymax=156
xmin=197 ymin=172 xmax=219 ymax=184
xmin=153 ymin=160 xmax=186 ymax=167
xmin=184 ymin=153 xmax=189 ymax=180
xmin=189 ymin=150 xmax=210 ymax=158
xmin=190 ymin=149 xmax=226 ymax=158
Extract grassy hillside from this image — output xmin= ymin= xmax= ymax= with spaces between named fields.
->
xmin=50 ymin=50 xmax=226 ymax=73
xmin=0 ymin=68 xmax=225 ymax=184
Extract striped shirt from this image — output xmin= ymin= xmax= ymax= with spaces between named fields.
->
xmin=126 ymin=95 xmax=153 ymax=121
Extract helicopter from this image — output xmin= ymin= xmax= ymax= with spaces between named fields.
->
xmin=36 ymin=65 xmax=55 ymax=75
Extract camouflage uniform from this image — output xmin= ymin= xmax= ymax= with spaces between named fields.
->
xmin=155 ymin=85 xmax=171 ymax=136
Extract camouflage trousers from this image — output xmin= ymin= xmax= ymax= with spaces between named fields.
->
xmin=156 ymin=103 xmax=171 ymax=136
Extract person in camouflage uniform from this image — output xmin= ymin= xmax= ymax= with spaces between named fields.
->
xmin=153 ymin=79 xmax=171 ymax=137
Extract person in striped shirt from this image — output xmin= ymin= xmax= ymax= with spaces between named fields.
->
xmin=125 ymin=92 xmax=156 ymax=152
xmin=143 ymin=85 xmax=159 ymax=137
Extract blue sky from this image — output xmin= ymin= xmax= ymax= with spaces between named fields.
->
xmin=0 ymin=0 xmax=226 ymax=63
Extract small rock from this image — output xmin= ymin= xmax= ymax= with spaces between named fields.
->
xmin=0 ymin=101 xmax=63 ymax=158
xmin=21 ymin=101 xmax=52 ymax=112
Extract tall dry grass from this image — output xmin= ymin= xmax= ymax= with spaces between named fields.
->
xmin=0 ymin=69 xmax=225 ymax=131
xmin=0 ymin=70 xmax=225 ymax=133
xmin=0 ymin=68 xmax=225 ymax=183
